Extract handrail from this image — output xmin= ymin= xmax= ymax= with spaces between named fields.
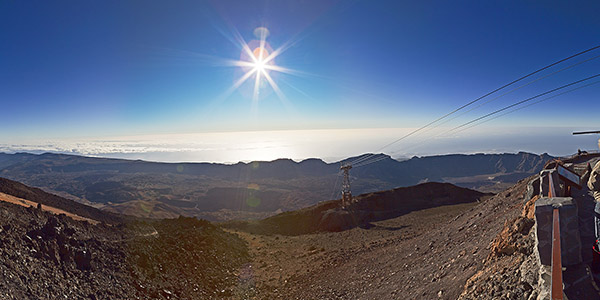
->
xmin=548 ymin=172 xmax=555 ymax=198
xmin=549 ymin=174 xmax=563 ymax=300
xmin=551 ymin=208 xmax=563 ymax=300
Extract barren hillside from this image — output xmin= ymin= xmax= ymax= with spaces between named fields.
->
xmin=0 ymin=182 xmax=250 ymax=299
xmin=226 ymin=179 xmax=529 ymax=299
xmin=0 ymin=171 xmax=569 ymax=299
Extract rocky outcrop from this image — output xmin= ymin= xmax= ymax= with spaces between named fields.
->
xmin=24 ymin=215 xmax=93 ymax=270
xmin=487 ymin=195 xmax=537 ymax=258
xmin=0 ymin=200 xmax=249 ymax=299
xmin=459 ymin=177 xmax=540 ymax=300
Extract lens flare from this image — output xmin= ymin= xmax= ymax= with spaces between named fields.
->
xmin=228 ymin=27 xmax=297 ymax=105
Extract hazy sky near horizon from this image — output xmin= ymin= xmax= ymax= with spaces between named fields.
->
xmin=1 ymin=1 xmax=599 ymax=163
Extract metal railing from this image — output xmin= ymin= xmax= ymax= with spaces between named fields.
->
xmin=548 ymin=172 xmax=563 ymax=300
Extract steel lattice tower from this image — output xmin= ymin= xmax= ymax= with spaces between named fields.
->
xmin=340 ymin=164 xmax=352 ymax=208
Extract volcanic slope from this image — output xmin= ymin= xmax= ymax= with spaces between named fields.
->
xmin=227 ymin=182 xmax=491 ymax=235
xmin=0 ymin=172 xmax=564 ymax=299
xmin=459 ymin=153 xmax=600 ymax=300
xmin=225 ymin=179 xmax=535 ymax=299
xmin=0 ymin=177 xmax=125 ymax=224
xmin=0 ymin=178 xmax=250 ymax=300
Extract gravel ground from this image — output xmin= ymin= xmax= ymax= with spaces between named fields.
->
xmin=0 ymin=202 xmax=249 ymax=300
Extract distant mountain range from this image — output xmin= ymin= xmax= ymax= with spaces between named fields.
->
xmin=0 ymin=152 xmax=554 ymax=220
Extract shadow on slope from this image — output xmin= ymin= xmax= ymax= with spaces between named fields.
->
xmin=0 ymin=177 xmax=126 ymax=224
xmin=225 ymin=182 xmax=491 ymax=235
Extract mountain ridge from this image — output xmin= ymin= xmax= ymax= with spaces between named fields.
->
xmin=0 ymin=151 xmax=552 ymax=179
xmin=0 ymin=151 xmax=554 ymax=220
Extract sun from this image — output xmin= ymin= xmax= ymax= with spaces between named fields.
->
xmin=226 ymin=27 xmax=298 ymax=105
xmin=239 ymin=42 xmax=276 ymax=100
xmin=252 ymin=47 xmax=270 ymax=73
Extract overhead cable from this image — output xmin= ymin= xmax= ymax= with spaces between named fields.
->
xmin=353 ymin=75 xmax=600 ymax=168
xmin=349 ymin=45 xmax=600 ymax=166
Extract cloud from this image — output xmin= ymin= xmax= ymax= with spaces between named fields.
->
xmin=1 ymin=127 xmax=594 ymax=163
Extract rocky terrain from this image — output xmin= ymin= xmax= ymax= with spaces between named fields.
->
xmin=5 ymin=152 xmax=598 ymax=299
xmin=225 ymin=178 xmax=532 ymax=299
xmin=0 ymin=175 xmax=497 ymax=300
xmin=0 ymin=152 xmax=552 ymax=220
xmin=0 ymin=181 xmax=250 ymax=299
xmin=460 ymin=154 xmax=600 ymax=300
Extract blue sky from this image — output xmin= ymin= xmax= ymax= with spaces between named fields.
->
xmin=1 ymin=1 xmax=599 ymax=162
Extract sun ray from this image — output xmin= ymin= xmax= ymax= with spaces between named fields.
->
xmin=223 ymin=68 xmax=257 ymax=98
xmin=278 ymin=75 xmax=318 ymax=102
xmin=262 ymin=69 xmax=294 ymax=111
xmin=262 ymin=70 xmax=283 ymax=99
xmin=235 ymin=68 xmax=257 ymax=88
xmin=251 ymin=70 xmax=261 ymax=116
xmin=262 ymin=64 xmax=311 ymax=77
xmin=262 ymin=37 xmax=300 ymax=65
xmin=259 ymin=27 xmax=267 ymax=61
xmin=244 ymin=44 xmax=257 ymax=63
xmin=152 ymin=25 xmax=317 ymax=120
xmin=230 ymin=60 xmax=257 ymax=68
xmin=253 ymin=66 xmax=262 ymax=101
xmin=232 ymin=29 xmax=258 ymax=64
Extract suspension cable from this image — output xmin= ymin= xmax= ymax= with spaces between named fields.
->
xmin=420 ymin=53 xmax=600 ymax=134
xmin=353 ymin=77 xmax=600 ymax=168
xmin=349 ymin=45 xmax=600 ymax=167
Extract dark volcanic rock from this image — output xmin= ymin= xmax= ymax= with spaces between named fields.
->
xmin=74 ymin=249 xmax=92 ymax=270
xmin=0 ymin=200 xmax=250 ymax=299
xmin=227 ymin=182 xmax=490 ymax=235
xmin=318 ymin=209 xmax=357 ymax=232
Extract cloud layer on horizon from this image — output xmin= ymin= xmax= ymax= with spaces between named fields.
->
xmin=1 ymin=127 xmax=597 ymax=163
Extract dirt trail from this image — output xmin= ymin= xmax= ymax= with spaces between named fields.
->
xmin=0 ymin=192 xmax=98 ymax=224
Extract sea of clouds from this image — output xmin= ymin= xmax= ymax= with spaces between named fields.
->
xmin=1 ymin=127 xmax=597 ymax=163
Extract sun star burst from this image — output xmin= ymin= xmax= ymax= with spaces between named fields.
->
xmin=228 ymin=27 xmax=294 ymax=104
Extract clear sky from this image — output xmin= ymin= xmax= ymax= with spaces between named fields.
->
xmin=1 ymin=1 xmax=599 ymax=162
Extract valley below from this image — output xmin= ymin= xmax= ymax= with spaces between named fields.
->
xmin=0 ymin=167 xmax=537 ymax=299
xmin=0 ymin=152 xmax=552 ymax=221
xmin=1 ymin=151 xmax=592 ymax=299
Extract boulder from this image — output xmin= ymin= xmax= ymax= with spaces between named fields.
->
xmin=318 ymin=209 xmax=360 ymax=232
xmin=74 ymin=249 xmax=92 ymax=270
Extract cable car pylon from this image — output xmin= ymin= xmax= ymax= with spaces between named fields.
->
xmin=340 ymin=163 xmax=353 ymax=208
